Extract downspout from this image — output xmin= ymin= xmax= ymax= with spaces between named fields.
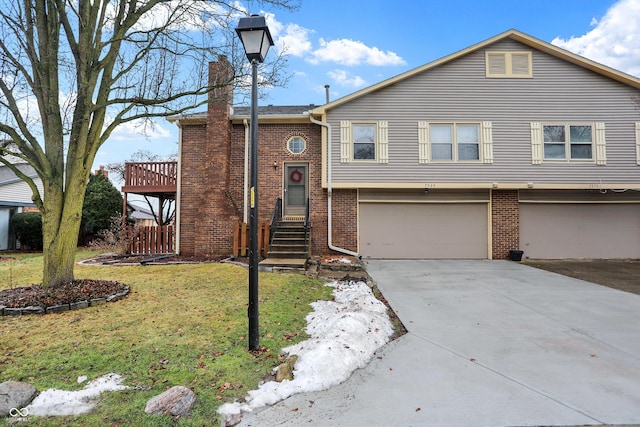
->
xmin=243 ymin=119 xmax=249 ymax=223
xmin=308 ymin=113 xmax=359 ymax=257
xmin=175 ymin=124 xmax=183 ymax=254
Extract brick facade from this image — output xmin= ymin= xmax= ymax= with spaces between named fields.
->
xmin=178 ymin=60 xmax=237 ymax=256
xmin=491 ymin=190 xmax=520 ymax=259
xmin=178 ymin=60 xmax=342 ymax=257
xmin=228 ymin=122 xmax=330 ymax=255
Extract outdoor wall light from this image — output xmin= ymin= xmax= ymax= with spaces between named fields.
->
xmin=273 ymin=161 xmax=278 ymax=170
xmin=236 ymin=14 xmax=274 ymax=351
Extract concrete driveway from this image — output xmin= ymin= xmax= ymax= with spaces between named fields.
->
xmin=238 ymin=260 xmax=640 ymax=426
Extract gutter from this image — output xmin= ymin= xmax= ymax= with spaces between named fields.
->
xmin=308 ymin=113 xmax=359 ymax=257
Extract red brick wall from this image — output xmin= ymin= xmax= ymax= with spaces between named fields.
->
xmin=178 ymin=123 xmax=207 ymax=256
xmin=178 ymin=58 xmax=360 ymax=256
xmin=178 ymin=60 xmax=236 ymax=256
xmin=228 ymin=122 xmax=331 ymax=254
xmin=330 ymin=189 xmax=358 ymax=253
xmin=491 ymin=189 xmax=519 ymax=259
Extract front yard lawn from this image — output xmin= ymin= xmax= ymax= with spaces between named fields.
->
xmin=0 ymin=250 xmax=334 ymax=426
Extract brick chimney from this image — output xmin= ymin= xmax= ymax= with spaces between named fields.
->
xmin=94 ymin=165 xmax=109 ymax=179
xmin=180 ymin=57 xmax=237 ymax=256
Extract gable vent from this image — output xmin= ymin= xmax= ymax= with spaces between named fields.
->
xmin=486 ymin=51 xmax=532 ymax=78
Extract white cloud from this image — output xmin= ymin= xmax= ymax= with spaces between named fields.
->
xmin=309 ymin=38 xmax=406 ymax=67
xmin=107 ymin=118 xmax=172 ymax=141
xmin=265 ymin=14 xmax=314 ymax=57
xmin=552 ymin=0 xmax=640 ymax=77
xmin=327 ymin=69 xmax=366 ymax=88
xmin=279 ymin=24 xmax=314 ymax=57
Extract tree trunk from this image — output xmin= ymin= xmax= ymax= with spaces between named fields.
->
xmin=41 ymin=170 xmax=88 ymax=288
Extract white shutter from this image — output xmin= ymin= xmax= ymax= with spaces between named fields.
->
xmin=530 ymin=122 xmax=543 ymax=164
xmin=481 ymin=121 xmax=493 ymax=164
xmin=340 ymin=121 xmax=351 ymax=163
xmin=594 ymin=122 xmax=606 ymax=165
xmin=377 ymin=121 xmax=388 ymax=164
xmin=636 ymin=123 xmax=640 ymax=165
xmin=418 ymin=121 xmax=429 ymax=164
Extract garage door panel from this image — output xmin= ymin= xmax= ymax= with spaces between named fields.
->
xmin=520 ymin=204 xmax=640 ymax=259
xmin=360 ymin=203 xmax=487 ymax=259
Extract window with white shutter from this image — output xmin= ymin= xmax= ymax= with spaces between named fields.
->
xmin=531 ymin=122 xmax=601 ymax=163
xmin=340 ymin=121 xmax=388 ymax=162
xmin=420 ymin=122 xmax=485 ymax=163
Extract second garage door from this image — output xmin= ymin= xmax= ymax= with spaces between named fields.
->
xmin=520 ymin=203 xmax=640 ymax=259
xmin=359 ymin=202 xmax=488 ymax=259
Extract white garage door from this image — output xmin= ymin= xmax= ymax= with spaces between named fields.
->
xmin=520 ymin=203 xmax=640 ymax=259
xmin=359 ymin=203 xmax=488 ymax=259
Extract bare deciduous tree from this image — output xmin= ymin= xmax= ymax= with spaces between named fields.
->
xmin=0 ymin=0 xmax=296 ymax=286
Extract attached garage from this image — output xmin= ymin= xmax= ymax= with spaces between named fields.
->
xmin=519 ymin=190 xmax=640 ymax=259
xmin=358 ymin=190 xmax=489 ymax=259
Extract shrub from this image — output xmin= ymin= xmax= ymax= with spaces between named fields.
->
xmin=10 ymin=211 xmax=43 ymax=250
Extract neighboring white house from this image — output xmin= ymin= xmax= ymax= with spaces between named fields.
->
xmin=127 ymin=202 xmax=157 ymax=227
xmin=0 ymin=163 xmax=43 ymax=250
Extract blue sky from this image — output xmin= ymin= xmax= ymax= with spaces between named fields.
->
xmin=96 ymin=0 xmax=640 ymax=174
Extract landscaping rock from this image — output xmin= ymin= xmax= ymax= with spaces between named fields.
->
xmin=0 ymin=381 xmax=37 ymax=417
xmin=70 ymin=301 xmax=89 ymax=310
xmin=22 ymin=306 xmax=45 ymax=315
xmin=4 ymin=308 xmax=22 ymax=316
xmin=144 ymin=386 xmax=196 ymax=416
xmin=275 ymin=355 xmax=298 ymax=382
xmin=46 ymin=304 xmax=70 ymax=314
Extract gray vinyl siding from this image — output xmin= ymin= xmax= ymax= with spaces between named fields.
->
xmin=327 ymin=38 xmax=640 ymax=185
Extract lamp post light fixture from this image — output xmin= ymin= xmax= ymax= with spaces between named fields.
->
xmin=235 ymin=15 xmax=274 ymax=351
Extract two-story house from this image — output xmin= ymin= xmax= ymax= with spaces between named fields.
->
xmin=164 ymin=29 xmax=640 ymax=260
xmin=0 ymin=154 xmax=43 ymax=250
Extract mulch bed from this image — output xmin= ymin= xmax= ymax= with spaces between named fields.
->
xmin=0 ymin=279 xmax=127 ymax=310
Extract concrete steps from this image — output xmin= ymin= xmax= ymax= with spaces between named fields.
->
xmin=260 ymin=220 xmax=310 ymax=270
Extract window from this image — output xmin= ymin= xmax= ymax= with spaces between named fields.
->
xmin=287 ymin=136 xmax=306 ymax=154
xmin=543 ymin=124 xmax=593 ymax=161
xmin=486 ymin=51 xmax=532 ymax=78
xmin=353 ymin=124 xmax=376 ymax=160
xmin=430 ymin=123 xmax=480 ymax=161
xmin=340 ymin=121 xmax=388 ymax=163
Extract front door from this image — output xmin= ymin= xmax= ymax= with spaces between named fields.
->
xmin=284 ymin=163 xmax=308 ymax=217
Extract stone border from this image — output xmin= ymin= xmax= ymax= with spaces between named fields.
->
xmin=0 ymin=287 xmax=129 ymax=317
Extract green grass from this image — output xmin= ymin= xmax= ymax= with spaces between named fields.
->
xmin=0 ymin=250 xmax=334 ymax=426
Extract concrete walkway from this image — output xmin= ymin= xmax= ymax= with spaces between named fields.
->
xmin=238 ymin=260 xmax=640 ymax=426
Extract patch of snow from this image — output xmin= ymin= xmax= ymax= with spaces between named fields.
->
xmin=325 ymin=257 xmax=353 ymax=264
xmin=25 ymin=373 xmax=129 ymax=416
xmin=218 ymin=280 xmax=393 ymax=421
xmin=77 ymin=375 xmax=88 ymax=384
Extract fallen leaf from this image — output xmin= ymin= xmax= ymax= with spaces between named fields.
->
xmin=470 ymin=358 xmax=476 ymax=362
xmin=292 ymin=408 xmax=299 ymax=412
xmin=416 ymin=407 xmax=421 ymax=412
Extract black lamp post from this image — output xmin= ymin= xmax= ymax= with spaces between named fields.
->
xmin=235 ymin=15 xmax=274 ymax=351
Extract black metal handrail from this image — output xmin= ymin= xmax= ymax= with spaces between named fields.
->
xmin=304 ymin=197 xmax=310 ymax=256
xmin=269 ymin=198 xmax=282 ymax=245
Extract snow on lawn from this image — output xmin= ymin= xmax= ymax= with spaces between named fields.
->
xmin=218 ymin=280 xmax=394 ymax=422
xmin=25 ymin=373 xmax=129 ymax=416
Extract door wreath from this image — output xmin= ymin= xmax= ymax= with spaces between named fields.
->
xmin=290 ymin=168 xmax=303 ymax=183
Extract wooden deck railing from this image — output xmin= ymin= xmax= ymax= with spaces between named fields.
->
xmin=126 ymin=225 xmax=175 ymax=255
xmin=233 ymin=220 xmax=270 ymax=257
xmin=122 ymin=161 xmax=177 ymax=194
